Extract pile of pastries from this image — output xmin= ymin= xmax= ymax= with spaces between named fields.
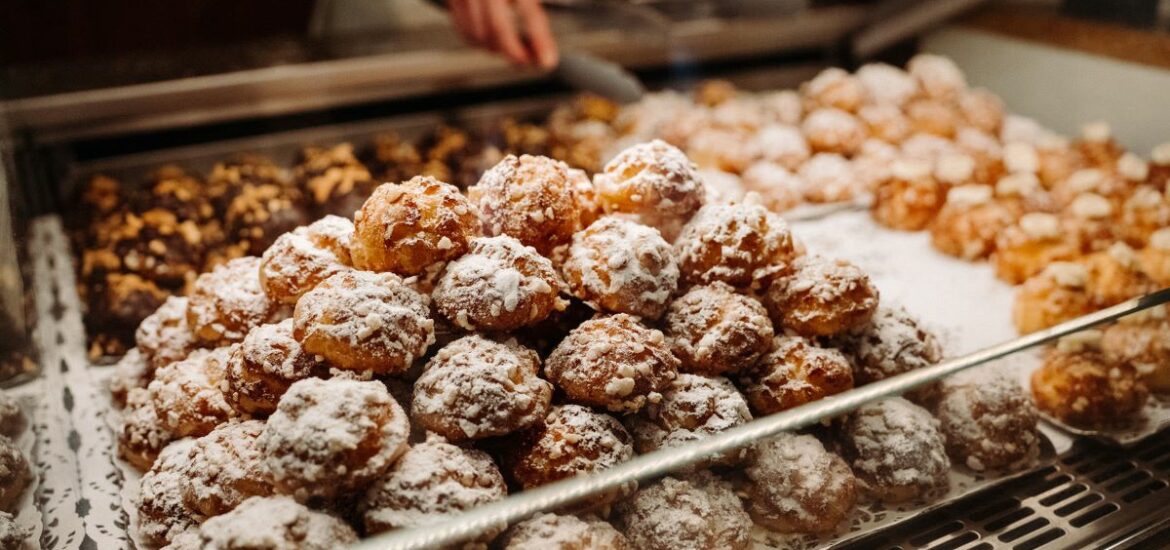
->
xmin=71 ymin=110 xmax=614 ymax=358
xmin=695 ymin=56 xmax=1170 ymax=430
xmin=110 ymin=140 xmax=1044 ymax=549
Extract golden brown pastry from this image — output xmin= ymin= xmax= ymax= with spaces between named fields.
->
xmin=738 ymin=335 xmax=854 ymax=415
xmin=259 ymin=378 xmax=410 ymax=503
xmin=350 ymin=177 xmax=481 ymax=276
xmin=1032 ymin=334 xmax=1149 ymax=428
xmin=433 ymin=235 xmax=567 ymax=332
xmin=764 ymin=255 xmax=879 ymax=337
xmin=545 ymin=315 xmax=679 ymax=413
xmin=293 ymin=270 xmax=434 ymax=374
xmin=592 ymin=140 xmax=706 ymax=240
xmin=561 ymin=216 xmax=679 ymax=321
xmin=411 ymin=335 xmax=552 ymax=441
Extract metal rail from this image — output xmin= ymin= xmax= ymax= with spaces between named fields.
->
xmin=352 ymin=287 xmax=1170 ymax=550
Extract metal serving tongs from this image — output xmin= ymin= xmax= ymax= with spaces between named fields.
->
xmin=352 ymin=287 xmax=1170 ymax=550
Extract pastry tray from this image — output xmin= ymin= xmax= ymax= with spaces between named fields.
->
xmin=38 ymin=100 xmax=1167 ymax=547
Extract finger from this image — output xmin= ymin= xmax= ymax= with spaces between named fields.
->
xmin=486 ymin=0 xmax=530 ymax=65
xmin=448 ymin=0 xmax=475 ymax=44
xmin=466 ymin=0 xmax=490 ymax=45
xmin=516 ymin=0 xmax=558 ymax=69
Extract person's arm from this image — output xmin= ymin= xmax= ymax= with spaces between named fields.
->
xmin=446 ymin=0 xmax=558 ymax=69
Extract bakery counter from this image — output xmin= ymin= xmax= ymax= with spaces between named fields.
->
xmin=9 ymin=51 xmax=1170 ymax=549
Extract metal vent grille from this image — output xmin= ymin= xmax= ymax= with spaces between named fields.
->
xmin=840 ymin=428 xmax=1170 ymax=550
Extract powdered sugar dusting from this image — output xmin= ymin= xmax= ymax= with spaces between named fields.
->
xmin=412 ymin=335 xmax=552 ymax=440
xmin=840 ymin=397 xmax=950 ymax=503
xmin=674 ymin=202 xmax=795 ymax=286
xmin=614 ymin=472 xmax=752 ymax=550
xmin=361 ymin=435 xmax=507 ymax=534
xmin=433 ymin=235 xmax=566 ymax=331
xmin=562 ymin=216 xmax=679 ymax=320
xmin=198 ymin=495 xmax=357 ymax=549
xmin=259 ymin=378 xmax=409 ymax=501
xmin=626 ymin=374 xmax=752 ymax=460
xmin=745 ymin=433 xmax=856 ymax=534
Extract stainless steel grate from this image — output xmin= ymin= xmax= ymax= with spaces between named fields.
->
xmin=839 ymin=427 xmax=1170 ymax=550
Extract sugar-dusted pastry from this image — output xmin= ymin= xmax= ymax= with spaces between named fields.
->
xmin=592 ymin=140 xmax=706 ymax=240
xmin=613 ymin=472 xmax=752 ymax=550
xmin=936 ymin=369 xmax=1041 ymax=472
xmin=187 ymin=257 xmax=280 ymax=347
xmin=764 ymin=255 xmax=879 ymax=337
xmin=412 ymin=335 xmax=552 ymax=441
xmin=362 ymin=435 xmax=507 ymax=539
xmin=801 ymin=107 xmax=865 ymax=156
xmin=433 ymin=235 xmax=567 ymax=331
xmin=663 ymin=283 xmax=772 ymax=376
xmin=470 ymin=154 xmax=593 ymax=255
xmin=224 ymin=320 xmax=329 ymax=416
xmin=739 ymin=334 xmax=853 ymax=415
xmin=351 ymin=176 xmax=481 ymax=276
xmin=993 ymin=213 xmax=1080 ymax=284
xmin=259 ymin=215 xmax=353 ymax=305
xmin=1032 ymin=332 xmax=1149 ymax=428
xmin=502 ymin=404 xmax=634 ymax=491
xmin=260 ymin=378 xmax=409 ymax=503
xmin=838 ymin=397 xmax=950 ymax=503
xmin=872 ymin=158 xmax=946 ymax=231
xmin=545 ymin=315 xmax=678 ymax=413
xmin=198 ymin=495 xmax=358 ymax=550
xmin=744 ymin=433 xmax=856 ymax=534
xmin=293 ymin=270 xmax=434 ymax=374
xmin=499 ymin=513 xmax=630 ymax=550
xmin=1013 ymin=262 xmax=1095 ymax=334
xmin=561 ymin=216 xmax=679 ymax=320
xmin=930 ymin=184 xmax=1016 ymax=260
xmin=673 ymin=201 xmax=796 ymax=287
xmin=624 ymin=374 xmax=753 ymax=467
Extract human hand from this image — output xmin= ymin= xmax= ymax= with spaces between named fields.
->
xmin=446 ymin=0 xmax=559 ymax=69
